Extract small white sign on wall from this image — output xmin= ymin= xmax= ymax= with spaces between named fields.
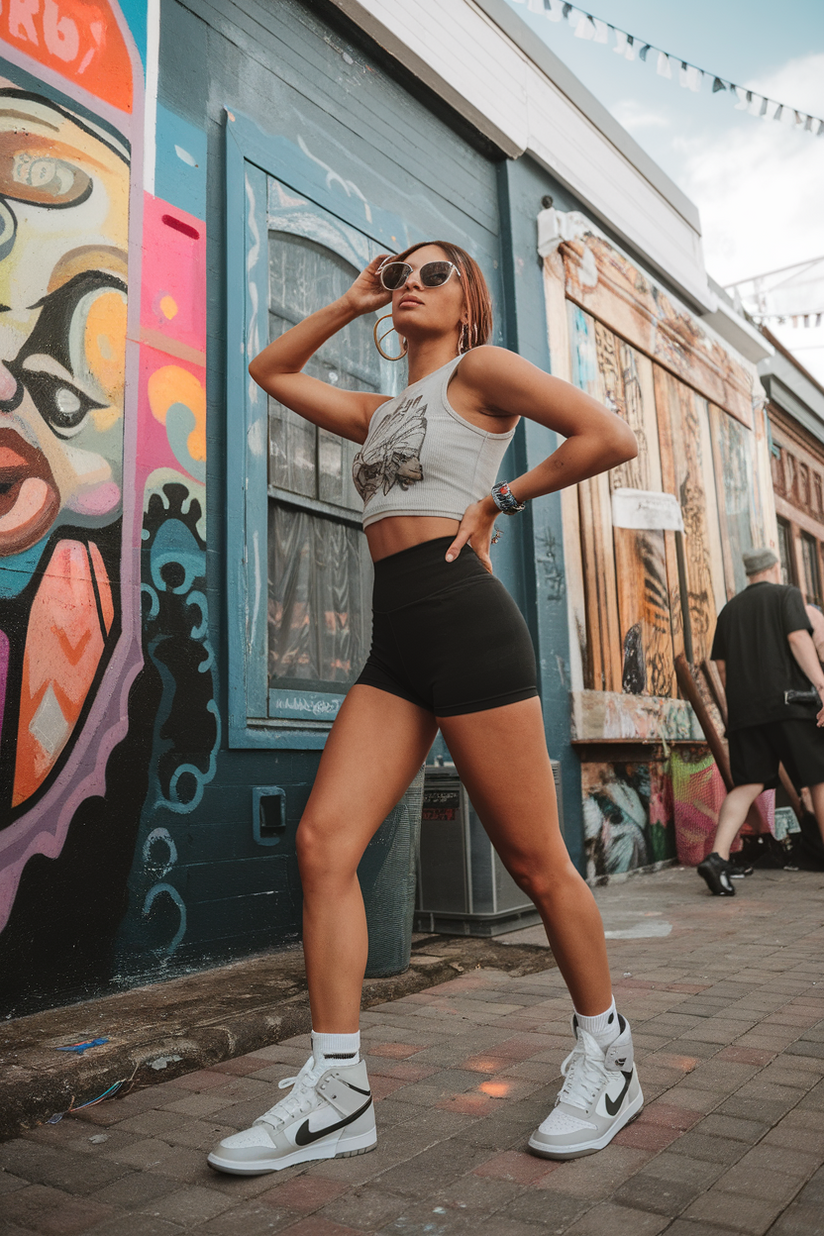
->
xmin=611 ymin=488 xmax=685 ymax=533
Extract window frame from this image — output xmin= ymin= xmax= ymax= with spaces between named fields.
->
xmin=776 ymin=516 xmax=795 ymax=587
xmin=225 ymin=109 xmax=409 ymax=749
xmin=800 ymin=531 xmax=823 ymax=608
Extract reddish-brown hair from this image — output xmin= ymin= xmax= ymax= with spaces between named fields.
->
xmin=392 ymin=240 xmax=493 ymax=351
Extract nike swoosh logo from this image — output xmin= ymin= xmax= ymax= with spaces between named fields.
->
xmin=604 ymin=1071 xmax=633 ymax=1117
xmin=294 ymin=1093 xmax=373 ymax=1146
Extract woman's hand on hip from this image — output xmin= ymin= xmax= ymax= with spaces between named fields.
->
xmin=445 ymin=498 xmax=499 ymax=574
xmin=342 ymin=255 xmax=394 ymax=317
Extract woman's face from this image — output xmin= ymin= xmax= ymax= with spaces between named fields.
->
xmin=390 ymin=244 xmax=466 ymax=348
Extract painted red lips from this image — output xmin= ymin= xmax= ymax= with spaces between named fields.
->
xmin=0 ymin=429 xmax=60 ymax=554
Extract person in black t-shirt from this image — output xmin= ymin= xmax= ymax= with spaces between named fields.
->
xmin=698 ymin=547 xmax=824 ymax=896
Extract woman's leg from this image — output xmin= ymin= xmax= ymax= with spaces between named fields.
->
xmin=439 ymin=696 xmax=611 ymax=1015
xmin=298 ymin=685 xmax=438 ymax=1032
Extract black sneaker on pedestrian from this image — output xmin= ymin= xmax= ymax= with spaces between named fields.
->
xmin=697 ymin=852 xmax=736 ymax=896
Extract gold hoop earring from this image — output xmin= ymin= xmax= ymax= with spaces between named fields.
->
xmin=373 ymin=313 xmax=408 ymax=361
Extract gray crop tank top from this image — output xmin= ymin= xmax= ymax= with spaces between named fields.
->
xmin=352 ymin=354 xmax=516 ymax=529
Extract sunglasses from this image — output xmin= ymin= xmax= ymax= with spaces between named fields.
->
xmin=378 ymin=259 xmax=462 ymax=292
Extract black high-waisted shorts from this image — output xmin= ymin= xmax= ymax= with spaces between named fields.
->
xmin=354 ymin=536 xmax=538 ymax=717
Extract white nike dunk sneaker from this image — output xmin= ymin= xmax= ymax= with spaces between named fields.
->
xmin=207 ymin=1055 xmax=376 ymax=1174
xmin=528 ymin=1015 xmax=643 ymax=1159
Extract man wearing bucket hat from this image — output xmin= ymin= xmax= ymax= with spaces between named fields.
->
xmin=699 ymin=547 xmax=824 ymax=895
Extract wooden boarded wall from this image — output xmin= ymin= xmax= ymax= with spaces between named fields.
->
xmin=547 ymin=217 xmax=773 ymax=706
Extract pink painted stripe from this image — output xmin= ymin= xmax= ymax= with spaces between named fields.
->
xmin=0 ymin=627 xmax=7 ymax=742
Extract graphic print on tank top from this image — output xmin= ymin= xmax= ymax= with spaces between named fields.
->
xmin=352 ymin=395 xmax=428 ymax=505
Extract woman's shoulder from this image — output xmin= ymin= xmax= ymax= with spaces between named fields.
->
xmin=456 ymin=345 xmax=541 ymax=395
xmin=458 ymin=344 xmax=534 ymax=377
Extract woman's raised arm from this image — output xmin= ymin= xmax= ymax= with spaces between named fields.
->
xmin=248 ymin=254 xmax=394 ymax=445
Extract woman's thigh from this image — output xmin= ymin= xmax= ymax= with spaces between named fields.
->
xmin=299 ymin=684 xmax=438 ymax=874
xmin=438 ymin=696 xmax=570 ymax=875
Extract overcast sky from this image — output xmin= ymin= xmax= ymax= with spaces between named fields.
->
xmin=505 ymin=0 xmax=824 ymax=381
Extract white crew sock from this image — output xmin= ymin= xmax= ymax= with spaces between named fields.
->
xmin=575 ymin=998 xmax=620 ymax=1051
xmin=311 ymin=1029 xmax=360 ymax=1065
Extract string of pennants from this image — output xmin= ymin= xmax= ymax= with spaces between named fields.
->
xmin=509 ymin=0 xmax=824 ymax=135
xmin=753 ymin=313 xmax=824 ymax=328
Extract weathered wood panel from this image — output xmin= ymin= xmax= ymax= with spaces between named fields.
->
xmin=544 ymin=254 xmax=587 ymax=691
xmin=654 ymin=368 xmax=725 ymax=665
xmin=605 ymin=333 xmax=675 ymax=697
xmin=613 ymin=527 xmax=674 ymax=697
xmin=709 ymin=403 xmax=758 ymax=600
xmin=568 ymin=306 xmax=678 ymax=696
xmin=558 ymin=227 xmax=752 ymax=425
xmin=569 ymin=305 xmax=621 ymax=691
xmin=578 ymin=474 xmax=622 ymax=692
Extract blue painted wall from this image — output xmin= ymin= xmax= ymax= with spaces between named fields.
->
xmin=0 ymin=0 xmax=621 ymax=1014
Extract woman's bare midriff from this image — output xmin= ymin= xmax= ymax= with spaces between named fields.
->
xmin=365 ymin=515 xmax=460 ymax=562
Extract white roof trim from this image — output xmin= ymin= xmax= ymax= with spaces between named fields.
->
xmin=328 ymin=0 xmax=715 ymax=313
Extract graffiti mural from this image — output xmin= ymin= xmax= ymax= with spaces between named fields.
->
xmin=0 ymin=17 xmax=145 ymax=1013
xmin=0 ymin=90 xmax=128 ymax=812
xmin=582 ymin=759 xmax=676 ymax=880
xmin=0 ymin=2 xmax=214 ymax=1013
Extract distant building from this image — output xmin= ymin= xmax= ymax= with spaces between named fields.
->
xmin=760 ymin=327 xmax=824 ymax=602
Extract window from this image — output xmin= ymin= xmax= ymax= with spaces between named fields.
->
xmin=266 ymin=228 xmax=377 ymax=706
xmin=225 ymin=116 xmax=403 ymax=746
xmin=800 ymin=533 xmax=822 ymax=608
xmin=225 ymin=102 xmax=502 ymax=748
xmin=776 ymin=517 xmax=793 ymax=586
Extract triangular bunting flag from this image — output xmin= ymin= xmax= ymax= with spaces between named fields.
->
xmin=505 ymin=2 xmax=824 ymax=139
xmin=678 ymin=63 xmax=702 ymax=92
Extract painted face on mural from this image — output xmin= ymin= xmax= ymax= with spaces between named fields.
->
xmin=0 ymin=91 xmax=127 ymax=557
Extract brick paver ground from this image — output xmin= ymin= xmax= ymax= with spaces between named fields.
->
xmin=2 ymin=866 xmax=824 ymax=1235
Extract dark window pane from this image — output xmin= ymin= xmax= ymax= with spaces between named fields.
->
xmin=267 ymin=231 xmax=383 ymax=511
xmin=801 ymin=533 xmax=822 ymax=607
xmin=777 ymin=517 xmax=792 ymax=586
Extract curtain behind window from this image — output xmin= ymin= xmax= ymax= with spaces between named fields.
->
xmin=268 ymin=505 xmax=373 ymax=691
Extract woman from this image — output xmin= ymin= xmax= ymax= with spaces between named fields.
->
xmin=208 ymin=242 xmax=641 ymax=1175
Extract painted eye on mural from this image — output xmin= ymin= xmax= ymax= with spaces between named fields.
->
xmin=8 ymin=269 xmax=127 ymax=436
xmin=0 ymin=138 xmax=92 ymax=208
xmin=20 ymin=369 xmax=104 ymax=438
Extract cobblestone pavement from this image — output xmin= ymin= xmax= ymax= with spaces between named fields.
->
xmin=2 ymin=866 xmax=824 ymax=1236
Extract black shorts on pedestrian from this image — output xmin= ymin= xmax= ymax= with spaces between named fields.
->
xmin=354 ymin=536 xmax=538 ymax=717
xmin=728 ymin=718 xmax=824 ymax=789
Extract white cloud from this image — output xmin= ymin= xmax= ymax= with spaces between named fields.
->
xmin=744 ymin=51 xmax=824 ymax=119
xmin=611 ymin=99 xmax=670 ymax=131
xmin=668 ymin=53 xmax=824 ymax=380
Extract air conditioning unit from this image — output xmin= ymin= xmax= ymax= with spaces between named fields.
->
xmin=414 ymin=761 xmax=564 ymax=936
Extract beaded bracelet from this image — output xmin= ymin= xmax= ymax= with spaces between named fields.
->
xmin=491 ymin=481 xmax=527 ymax=515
